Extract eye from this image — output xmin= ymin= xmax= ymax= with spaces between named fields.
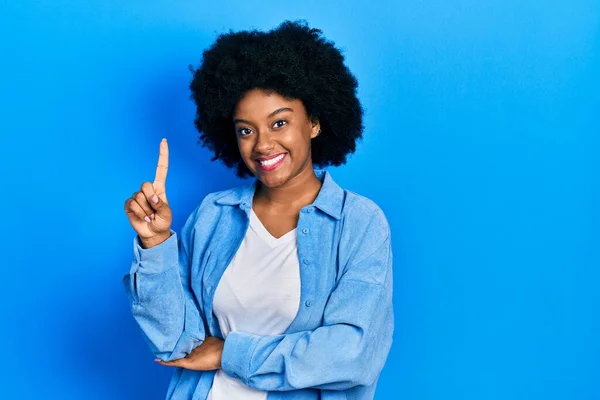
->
xmin=273 ymin=120 xmax=287 ymax=129
xmin=237 ymin=127 xmax=252 ymax=137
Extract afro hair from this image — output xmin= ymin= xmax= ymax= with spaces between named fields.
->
xmin=188 ymin=19 xmax=364 ymax=178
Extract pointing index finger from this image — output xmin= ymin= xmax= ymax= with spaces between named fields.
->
xmin=153 ymin=138 xmax=169 ymax=189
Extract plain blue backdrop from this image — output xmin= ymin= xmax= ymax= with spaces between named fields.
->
xmin=1 ymin=1 xmax=598 ymax=399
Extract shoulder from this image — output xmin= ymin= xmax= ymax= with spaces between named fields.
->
xmin=337 ymin=188 xmax=393 ymax=285
xmin=340 ymin=189 xmax=391 ymax=240
xmin=182 ymin=184 xmax=246 ymax=230
xmin=202 ymin=187 xmax=238 ymax=205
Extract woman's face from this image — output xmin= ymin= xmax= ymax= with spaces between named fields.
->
xmin=233 ymin=88 xmax=320 ymax=188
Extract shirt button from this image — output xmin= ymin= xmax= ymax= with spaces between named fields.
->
xmin=303 ymin=259 xmax=310 ymax=265
xmin=305 ymin=300 xmax=312 ymax=307
xmin=302 ymin=228 xmax=309 ymax=234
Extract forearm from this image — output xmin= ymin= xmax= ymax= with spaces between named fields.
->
xmin=221 ymin=280 xmax=393 ymax=391
xmin=220 ymin=234 xmax=394 ymax=391
xmin=123 ymin=230 xmax=205 ymax=361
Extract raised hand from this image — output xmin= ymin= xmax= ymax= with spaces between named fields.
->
xmin=124 ymin=138 xmax=173 ymax=248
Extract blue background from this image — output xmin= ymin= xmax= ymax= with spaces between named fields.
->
xmin=1 ymin=1 xmax=598 ymax=399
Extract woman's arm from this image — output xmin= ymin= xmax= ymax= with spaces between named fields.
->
xmin=220 ymin=219 xmax=394 ymax=391
xmin=122 ymin=204 xmax=206 ymax=362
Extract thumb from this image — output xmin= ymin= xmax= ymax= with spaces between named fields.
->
xmin=152 ymin=182 xmax=168 ymax=205
xmin=149 ymin=192 xmax=169 ymax=215
xmin=155 ymin=357 xmax=189 ymax=368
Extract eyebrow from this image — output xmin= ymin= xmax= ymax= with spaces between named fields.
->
xmin=233 ymin=107 xmax=293 ymax=124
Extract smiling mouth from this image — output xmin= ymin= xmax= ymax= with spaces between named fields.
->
xmin=255 ymin=153 xmax=287 ymax=171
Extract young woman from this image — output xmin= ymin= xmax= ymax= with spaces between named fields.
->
xmin=123 ymin=20 xmax=394 ymax=400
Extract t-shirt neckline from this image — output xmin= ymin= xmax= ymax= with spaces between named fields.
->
xmin=249 ymin=208 xmax=297 ymax=247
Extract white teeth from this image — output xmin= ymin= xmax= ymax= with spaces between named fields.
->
xmin=259 ymin=154 xmax=284 ymax=166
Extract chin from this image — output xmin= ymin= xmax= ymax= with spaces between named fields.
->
xmin=257 ymin=172 xmax=289 ymax=188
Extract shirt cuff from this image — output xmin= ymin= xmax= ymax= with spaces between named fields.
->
xmin=131 ymin=229 xmax=177 ymax=274
xmin=221 ymin=331 xmax=262 ymax=384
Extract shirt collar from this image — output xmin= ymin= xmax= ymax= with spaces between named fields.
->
xmin=214 ymin=168 xmax=344 ymax=220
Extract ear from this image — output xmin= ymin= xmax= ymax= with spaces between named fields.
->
xmin=310 ymin=117 xmax=321 ymax=139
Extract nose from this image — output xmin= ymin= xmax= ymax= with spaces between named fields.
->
xmin=254 ymin=130 xmax=275 ymax=154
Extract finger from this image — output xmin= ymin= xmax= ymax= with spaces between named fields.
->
xmin=133 ymin=190 xmax=155 ymax=220
xmin=126 ymin=197 xmax=149 ymax=222
xmin=153 ymin=138 xmax=169 ymax=191
xmin=142 ymin=184 xmax=169 ymax=215
xmin=139 ymin=182 xmax=158 ymax=218
xmin=154 ymin=358 xmax=187 ymax=368
xmin=124 ymin=199 xmax=138 ymax=219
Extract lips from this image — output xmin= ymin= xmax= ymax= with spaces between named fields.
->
xmin=256 ymin=153 xmax=285 ymax=162
xmin=255 ymin=153 xmax=287 ymax=171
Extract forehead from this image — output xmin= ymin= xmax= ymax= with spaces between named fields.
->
xmin=233 ymin=88 xmax=306 ymax=118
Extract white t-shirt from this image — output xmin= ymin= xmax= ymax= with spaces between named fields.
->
xmin=207 ymin=208 xmax=301 ymax=400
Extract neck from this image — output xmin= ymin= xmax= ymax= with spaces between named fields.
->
xmin=255 ymin=164 xmax=323 ymax=210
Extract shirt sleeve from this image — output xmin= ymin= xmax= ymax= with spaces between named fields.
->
xmin=122 ymin=206 xmax=206 ymax=362
xmin=220 ymin=231 xmax=394 ymax=391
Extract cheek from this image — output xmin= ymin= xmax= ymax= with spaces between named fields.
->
xmin=237 ymin=140 xmax=252 ymax=157
xmin=281 ymin=130 xmax=310 ymax=152
xmin=237 ymin=143 xmax=255 ymax=167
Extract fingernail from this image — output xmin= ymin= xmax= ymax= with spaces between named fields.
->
xmin=144 ymin=216 xmax=151 ymax=223
xmin=152 ymin=195 xmax=158 ymax=203
xmin=150 ymin=213 xmax=155 ymax=220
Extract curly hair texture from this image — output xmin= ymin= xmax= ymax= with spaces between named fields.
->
xmin=188 ymin=19 xmax=364 ymax=178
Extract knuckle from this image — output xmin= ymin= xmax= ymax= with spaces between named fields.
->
xmin=134 ymin=208 xmax=146 ymax=219
xmin=130 ymin=200 xmax=142 ymax=212
xmin=125 ymin=198 xmax=134 ymax=211
xmin=131 ymin=201 xmax=147 ymax=217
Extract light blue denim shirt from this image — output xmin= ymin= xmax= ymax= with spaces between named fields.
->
xmin=123 ymin=168 xmax=394 ymax=400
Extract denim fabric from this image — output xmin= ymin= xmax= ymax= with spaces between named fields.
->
xmin=123 ymin=168 xmax=394 ymax=400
